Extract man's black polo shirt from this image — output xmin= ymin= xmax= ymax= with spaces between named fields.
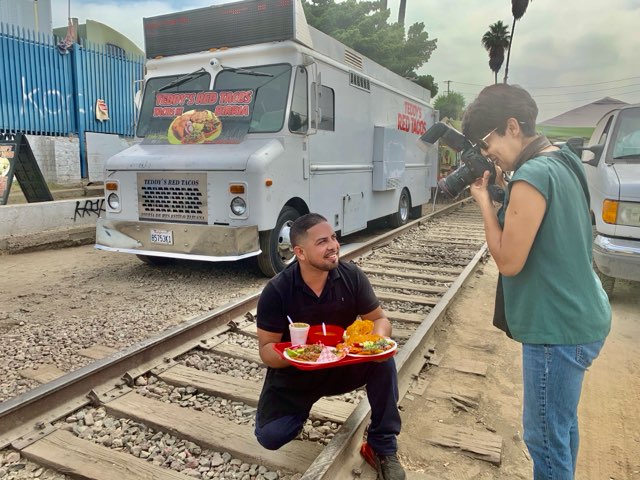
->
xmin=257 ymin=260 xmax=380 ymax=341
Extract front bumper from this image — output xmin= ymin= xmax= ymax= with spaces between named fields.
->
xmin=95 ymin=218 xmax=260 ymax=262
xmin=593 ymin=234 xmax=640 ymax=282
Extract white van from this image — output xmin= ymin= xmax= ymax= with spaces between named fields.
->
xmin=579 ymin=104 xmax=640 ymax=296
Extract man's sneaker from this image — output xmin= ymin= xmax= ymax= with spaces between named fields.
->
xmin=360 ymin=442 xmax=406 ymax=480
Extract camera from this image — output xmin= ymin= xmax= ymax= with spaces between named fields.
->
xmin=420 ymin=122 xmax=501 ymax=200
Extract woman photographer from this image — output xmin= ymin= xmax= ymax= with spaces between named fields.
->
xmin=462 ymin=84 xmax=611 ymax=480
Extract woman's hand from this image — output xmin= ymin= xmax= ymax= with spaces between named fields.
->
xmin=469 ymin=170 xmax=492 ymax=208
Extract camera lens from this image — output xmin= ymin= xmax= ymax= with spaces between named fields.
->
xmin=438 ymin=165 xmax=472 ymax=198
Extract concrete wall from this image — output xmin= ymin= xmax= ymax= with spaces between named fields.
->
xmin=27 ymin=134 xmax=137 ymax=185
xmin=0 ymin=197 xmax=103 ymax=252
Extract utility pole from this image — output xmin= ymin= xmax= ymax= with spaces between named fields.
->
xmin=445 ymin=80 xmax=452 ymax=94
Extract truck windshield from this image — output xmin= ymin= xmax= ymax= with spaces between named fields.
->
xmin=612 ymin=108 xmax=640 ymax=161
xmin=136 ymin=73 xmax=212 ymax=138
xmin=214 ymin=64 xmax=291 ymax=133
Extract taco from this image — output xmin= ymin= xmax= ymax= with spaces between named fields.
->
xmin=168 ymin=110 xmax=222 ymax=144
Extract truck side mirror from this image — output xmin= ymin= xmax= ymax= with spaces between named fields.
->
xmin=566 ymin=137 xmax=584 ymax=155
xmin=582 ymin=144 xmax=605 ymax=166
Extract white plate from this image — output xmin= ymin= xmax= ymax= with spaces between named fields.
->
xmin=283 ymin=345 xmax=346 ymax=365
xmin=346 ymin=340 xmax=397 ymax=358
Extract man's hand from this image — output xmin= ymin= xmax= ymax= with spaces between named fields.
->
xmin=362 ymin=306 xmax=392 ymax=338
xmin=257 ymin=328 xmax=290 ymax=368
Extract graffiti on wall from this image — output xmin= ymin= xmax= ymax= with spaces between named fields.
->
xmin=74 ymin=198 xmax=105 ymax=221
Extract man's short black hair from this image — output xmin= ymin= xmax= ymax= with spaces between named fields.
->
xmin=462 ymin=84 xmax=538 ymax=142
xmin=290 ymin=213 xmax=328 ymax=247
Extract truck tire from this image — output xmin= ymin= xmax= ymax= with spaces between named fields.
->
xmin=136 ymin=254 xmax=174 ymax=266
xmin=389 ymin=189 xmax=410 ymax=228
xmin=257 ymin=206 xmax=300 ymax=277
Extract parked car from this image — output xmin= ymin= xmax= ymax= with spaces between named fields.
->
xmin=571 ymin=104 xmax=640 ymax=297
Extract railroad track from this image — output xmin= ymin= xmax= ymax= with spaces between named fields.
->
xmin=0 ymin=199 xmax=488 ymax=480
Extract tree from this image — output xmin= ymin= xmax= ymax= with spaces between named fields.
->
xmin=481 ymin=21 xmax=510 ymax=84
xmin=303 ymin=0 xmax=438 ymax=96
xmin=405 ymin=73 xmax=438 ymax=97
xmin=433 ymin=92 xmax=466 ymax=121
xmin=503 ymin=0 xmax=532 ymax=84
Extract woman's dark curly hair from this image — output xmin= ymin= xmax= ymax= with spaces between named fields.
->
xmin=462 ymin=84 xmax=538 ymax=143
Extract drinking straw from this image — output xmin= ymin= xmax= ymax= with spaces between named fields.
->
xmin=322 ymin=322 xmax=327 ymax=336
xmin=287 ymin=315 xmax=294 ymax=325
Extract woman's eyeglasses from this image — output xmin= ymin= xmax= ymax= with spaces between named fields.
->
xmin=477 ymin=127 xmax=497 ymax=150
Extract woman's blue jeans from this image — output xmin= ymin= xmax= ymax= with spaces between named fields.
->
xmin=522 ymin=340 xmax=604 ymax=480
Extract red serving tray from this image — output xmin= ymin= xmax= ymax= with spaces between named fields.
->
xmin=273 ymin=342 xmax=397 ymax=371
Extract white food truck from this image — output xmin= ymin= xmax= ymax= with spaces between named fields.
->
xmin=95 ymin=0 xmax=438 ymax=276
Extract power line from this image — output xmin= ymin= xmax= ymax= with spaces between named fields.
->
xmin=534 ymin=89 xmax=640 ymax=105
xmin=525 ymin=76 xmax=640 ymax=90
xmin=448 ymin=76 xmax=640 ymax=91
xmin=531 ymin=83 xmax=640 ymax=97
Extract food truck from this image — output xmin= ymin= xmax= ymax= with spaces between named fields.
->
xmin=95 ymin=0 xmax=438 ymax=276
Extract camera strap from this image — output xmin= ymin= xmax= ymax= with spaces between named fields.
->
xmin=513 ymin=135 xmax=552 ymax=170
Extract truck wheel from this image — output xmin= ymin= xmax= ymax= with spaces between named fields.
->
xmin=389 ymin=189 xmax=410 ymax=228
xmin=257 ymin=206 xmax=300 ymax=277
xmin=594 ymin=263 xmax=615 ymax=299
xmin=136 ymin=254 xmax=174 ymax=266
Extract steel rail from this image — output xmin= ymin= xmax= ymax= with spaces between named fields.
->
xmin=302 ymin=199 xmax=487 ymax=479
xmin=0 ymin=197 xmax=473 ymax=456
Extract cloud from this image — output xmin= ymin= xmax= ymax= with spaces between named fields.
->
xmin=53 ymin=0 xmax=640 ymax=121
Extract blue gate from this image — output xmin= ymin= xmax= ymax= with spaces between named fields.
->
xmin=0 ymin=23 xmax=144 ymax=177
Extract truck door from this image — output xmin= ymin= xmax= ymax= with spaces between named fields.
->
xmin=289 ymin=66 xmax=311 ymax=182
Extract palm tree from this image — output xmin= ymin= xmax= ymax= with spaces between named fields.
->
xmin=482 ymin=21 xmax=510 ymax=84
xmin=503 ymin=0 xmax=532 ymax=83
xmin=398 ymin=0 xmax=407 ymax=26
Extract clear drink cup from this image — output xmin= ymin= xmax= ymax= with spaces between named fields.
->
xmin=289 ymin=322 xmax=310 ymax=346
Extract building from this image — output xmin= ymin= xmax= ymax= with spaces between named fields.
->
xmin=0 ymin=0 xmax=52 ymax=33
xmin=53 ymin=19 xmax=143 ymax=58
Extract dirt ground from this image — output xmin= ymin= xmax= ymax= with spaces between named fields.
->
xmin=1 ymin=244 xmax=638 ymax=479
xmin=397 ymin=259 xmax=640 ymax=480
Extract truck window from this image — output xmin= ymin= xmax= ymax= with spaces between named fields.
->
xmin=289 ymin=67 xmax=308 ymax=133
xmin=311 ymin=83 xmax=335 ymax=131
xmin=215 ymin=63 xmax=292 ymax=134
xmin=612 ymin=108 xmax=640 ymax=160
xmin=136 ymin=73 xmax=212 ymax=138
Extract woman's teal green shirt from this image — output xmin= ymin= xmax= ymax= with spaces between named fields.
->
xmin=498 ymin=146 xmax=611 ymax=344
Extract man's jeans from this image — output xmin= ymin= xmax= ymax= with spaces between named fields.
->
xmin=255 ymin=358 xmax=401 ymax=455
xmin=522 ymin=341 xmax=604 ymax=480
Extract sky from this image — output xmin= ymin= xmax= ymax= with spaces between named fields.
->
xmin=51 ymin=0 xmax=640 ymax=122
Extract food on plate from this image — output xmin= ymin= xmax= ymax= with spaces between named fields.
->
xmin=0 ymin=157 xmax=10 ymax=177
xmin=346 ymin=337 xmax=396 ymax=355
xmin=345 ymin=318 xmax=374 ymax=338
xmin=338 ymin=318 xmax=396 ymax=355
xmin=285 ymin=344 xmax=345 ymax=363
xmin=168 ymin=109 xmax=222 ymax=144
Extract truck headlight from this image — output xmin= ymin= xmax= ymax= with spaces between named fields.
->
xmin=107 ymin=193 xmax=120 ymax=210
xmin=230 ymin=196 xmax=246 ymax=215
xmin=617 ymin=201 xmax=640 ymax=227
xmin=602 ymin=200 xmax=640 ymax=226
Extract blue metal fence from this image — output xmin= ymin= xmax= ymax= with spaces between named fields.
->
xmin=0 ymin=23 xmax=144 ymax=176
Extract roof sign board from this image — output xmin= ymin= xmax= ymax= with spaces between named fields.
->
xmin=143 ymin=0 xmax=312 ymax=59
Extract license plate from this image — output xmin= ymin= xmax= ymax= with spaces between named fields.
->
xmin=150 ymin=229 xmax=173 ymax=245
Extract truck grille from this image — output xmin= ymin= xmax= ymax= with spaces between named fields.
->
xmin=137 ymin=172 xmax=208 ymax=224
